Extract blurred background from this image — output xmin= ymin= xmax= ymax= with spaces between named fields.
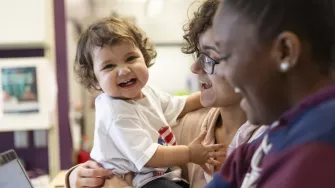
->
xmin=0 ymin=0 xmax=204 ymax=187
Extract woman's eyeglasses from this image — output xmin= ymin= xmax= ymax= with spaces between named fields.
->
xmin=198 ymin=53 xmax=219 ymax=74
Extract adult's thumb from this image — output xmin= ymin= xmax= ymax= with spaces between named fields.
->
xmin=84 ymin=160 xmax=102 ymax=169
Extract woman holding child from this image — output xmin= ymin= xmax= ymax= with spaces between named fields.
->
xmin=66 ymin=0 xmax=266 ymax=187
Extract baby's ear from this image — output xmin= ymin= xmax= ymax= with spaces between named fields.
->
xmin=95 ymin=85 xmax=102 ymax=91
xmin=91 ymin=82 xmax=101 ymax=91
xmin=92 ymin=79 xmax=101 ymax=90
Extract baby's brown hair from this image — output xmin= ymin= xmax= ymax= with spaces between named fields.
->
xmin=74 ymin=17 xmax=157 ymax=91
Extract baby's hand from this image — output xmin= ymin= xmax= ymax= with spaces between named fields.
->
xmin=188 ymin=131 xmax=225 ymax=174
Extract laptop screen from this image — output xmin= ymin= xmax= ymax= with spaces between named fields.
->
xmin=0 ymin=150 xmax=33 ymax=188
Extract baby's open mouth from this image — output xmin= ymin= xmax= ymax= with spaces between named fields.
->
xmin=118 ymin=78 xmax=137 ymax=87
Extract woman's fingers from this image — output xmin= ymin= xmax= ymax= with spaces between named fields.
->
xmin=76 ymin=161 xmax=113 ymax=187
xmin=82 ymin=160 xmax=103 ymax=169
xmin=76 ymin=177 xmax=105 ymax=187
xmin=78 ymin=167 xmax=112 ymax=178
xmin=78 ymin=161 xmax=112 ymax=178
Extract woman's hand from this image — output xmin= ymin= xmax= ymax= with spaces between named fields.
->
xmin=103 ymin=173 xmax=133 ymax=188
xmin=70 ymin=160 xmax=112 ymax=187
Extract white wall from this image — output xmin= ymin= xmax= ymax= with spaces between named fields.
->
xmin=148 ymin=46 xmax=194 ymax=93
xmin=0 ymin=0 xmax=46 ymax=47
xmin=0 ymin=0 xmax=60 ymax=178
xmin=107 ymin=0 xmax=201 ymax=43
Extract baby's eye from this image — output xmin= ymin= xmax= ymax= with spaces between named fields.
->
xmin=126 ymin=56 xmax=138 ymax=62
xmin=103 ymin=64 xmax=116 ymax=70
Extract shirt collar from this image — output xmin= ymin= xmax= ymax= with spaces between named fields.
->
xmin=277 ymin=84 xmax=335 ymax=126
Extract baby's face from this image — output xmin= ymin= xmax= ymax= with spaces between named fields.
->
xmin=92 ymin=42 xmax=149 ymax=100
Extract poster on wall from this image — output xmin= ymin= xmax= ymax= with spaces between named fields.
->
xmin=0 ymin=58 xmax=56 ymax=132
xmin=2 ymin=67 xmax=39 ymax=114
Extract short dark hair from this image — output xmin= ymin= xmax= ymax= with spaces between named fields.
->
xmin=222 ymin=0 xmax=335 ymax=73
xmin=182 ymin=0 xmax=219 ymax=56
xmin=74 ymin=17 xmax=157 ymax=91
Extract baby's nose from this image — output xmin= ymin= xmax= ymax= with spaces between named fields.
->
xmin=118 ymin=67 xmax=131 ymax=76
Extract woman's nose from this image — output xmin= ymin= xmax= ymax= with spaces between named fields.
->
xmin=190 ymin=59 xmax=204 ymax=74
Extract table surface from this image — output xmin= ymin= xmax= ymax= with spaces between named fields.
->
xmin=48 ymin=170 xmax=67 ymax=188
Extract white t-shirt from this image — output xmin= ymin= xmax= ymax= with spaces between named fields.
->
xmin=90 ymin=85 xmax=187 ymax=188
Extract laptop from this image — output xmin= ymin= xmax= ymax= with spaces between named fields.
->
xmin=0 ymin=149 xmax=33 ymax=188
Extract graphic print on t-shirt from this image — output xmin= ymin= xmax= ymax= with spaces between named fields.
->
xmin=154 ymin=126 xmax=177 ymax=177
xmin=158 ymin=126 xmax=177 ymax=146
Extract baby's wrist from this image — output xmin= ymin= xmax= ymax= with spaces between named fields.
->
xmin=187 ymin=145 xmax=194 ymax=163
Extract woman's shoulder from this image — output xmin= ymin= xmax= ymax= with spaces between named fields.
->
xmin=204 ymin=108 xmax=221 ymax=127
xmin=180 ymin=107 xmax=217 ymax=129
xmin=172 ymin=107 xmax=217 ymax=145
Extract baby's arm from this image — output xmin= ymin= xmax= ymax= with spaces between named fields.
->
xmin=178 ymin=91 xmax=202 ymax=118
xmin=155 ymin=86 xmax=202 ymax=123
xmin=145 ymin=145 xmax=189 ymax=167
xmin=104 ymin=117 xmax=224 ymax=174
xmin=145 ymin=131 xmax=224 ymax=174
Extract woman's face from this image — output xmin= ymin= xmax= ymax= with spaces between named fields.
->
xmin=212 ymin=5 xmax=291 ymax=125
xmin=190 ymin=27 xmax=242 ymax=108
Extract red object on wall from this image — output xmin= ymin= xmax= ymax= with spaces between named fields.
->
xmin=77 ymin=135 xmax=90 ymax=164
xmin=77 ymin=149 xmax=90 ymax=164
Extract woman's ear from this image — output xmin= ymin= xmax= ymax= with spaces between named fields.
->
xmin=272 ymin=31 xmax=301 ymax=73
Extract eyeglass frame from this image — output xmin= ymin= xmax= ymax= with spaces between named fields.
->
xmin=197 ymin=53 xmax=220 ymax=74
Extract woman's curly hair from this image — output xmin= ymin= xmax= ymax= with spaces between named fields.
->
xmin=182 ymin=0 xmax=219 ymax=56
xmin=74 ymin=17 xmax=157 ymax=91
